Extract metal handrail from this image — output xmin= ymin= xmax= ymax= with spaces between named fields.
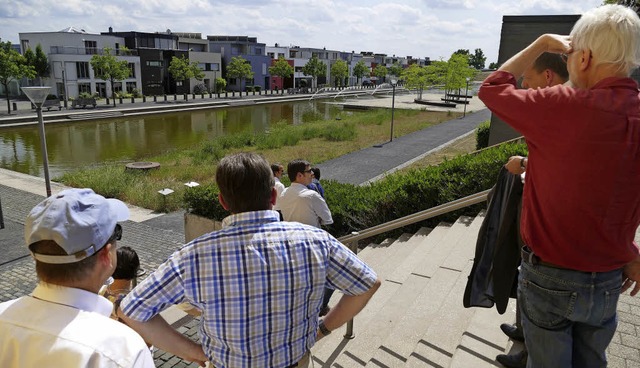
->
xmin=336 ymin=189 xmax=491 ymax=338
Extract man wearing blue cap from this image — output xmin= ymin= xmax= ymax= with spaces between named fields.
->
xmin=0 ymin=188 xmax=154 ymax=367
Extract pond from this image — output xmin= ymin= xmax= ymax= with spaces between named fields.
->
xmin=0 ymin=100 xmax=348 ymax=178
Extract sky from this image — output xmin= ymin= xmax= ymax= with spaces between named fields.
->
xmin=0 ymin=0 xmax=604 ymax=65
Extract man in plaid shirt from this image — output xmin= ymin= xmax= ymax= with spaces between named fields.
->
xmin=118 ymin=152 xmax=381 ymax=368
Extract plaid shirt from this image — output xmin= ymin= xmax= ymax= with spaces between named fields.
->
xmin=121 ymin=210 xmax=377 ymax=368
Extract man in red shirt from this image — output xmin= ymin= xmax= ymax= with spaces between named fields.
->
xmin=479 ymin=4 xmax=640 ymax=367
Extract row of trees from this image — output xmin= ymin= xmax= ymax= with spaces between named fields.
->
xmin=1 ymin=39 xmax=490 ymax=113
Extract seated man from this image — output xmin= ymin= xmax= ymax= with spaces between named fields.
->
xmin=118 ymin=152 xmax=381 ymax=368
xmin=0 ymin=188 xmax=154 ymax=367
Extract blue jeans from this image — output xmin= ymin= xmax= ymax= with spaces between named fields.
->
xmin=518 ymin=261 xmax=623 ymax=368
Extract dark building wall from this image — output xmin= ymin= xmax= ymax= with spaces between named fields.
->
xmin=488 ymin=15 xmax=579 ymax=146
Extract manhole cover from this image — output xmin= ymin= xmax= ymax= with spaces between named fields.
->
xmin=125 ymin=162 xmax=160 ymax=170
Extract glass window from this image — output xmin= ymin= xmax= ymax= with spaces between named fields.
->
xmin=128 ymin=63 xmax=136 ymax=78
xmin=95 ymin=82 xmax=107 ymax=97
xmin=76 ymin=62 xmax=90 ymax=79
xmin=126 ymin=82 xmax=137 ymax=92
xmin=146 ymin=60 xmax=163 ymax=67
xmin=78 ymin=83 xmax=91 ymax=94
xmin=84 ymin=40 xmax=97 ymax=55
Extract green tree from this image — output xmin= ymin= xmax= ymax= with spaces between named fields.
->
xmin=90 ymin=47 xmax=130 ymax=107
xmin=302 ymin=56 xmax=326 ymax=89
xmin=401 ymin=64 xmax=428 ymax=99
xmin=389 ymin=62 xmax=403 ymax=78
xmin=488 ymin=61 xmax=499 ymax=70
xmin=23 ymin=48 xmax=35 ymax=86
xmin=353 ymin=60 xmax=369 ymax=85
xmin=444 ymin=53 xmax=476 ymax=96
xmin=330 ymin=60 xmax=348 ymax=87
xmin=168 ymin=55 xmax=204 ymax=92
xmin=373 ymin=65 xmax=388 ymax=84
xmin=226 ymin=56 xmax=254 ymax=90
xmin=215 ymin=77 xmax=226 ymax=93
xmin=0 ymin=40 xmax=35 ymax=114
xmin=268 ymin=57 xmax=293 ymax=93
xmin=33 ymin=44 xmax=50 ymax=85
xmin=469 ymin=48 xmax=487 ymax=69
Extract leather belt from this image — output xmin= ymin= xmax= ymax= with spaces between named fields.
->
xmin=521 ymin=246 xmax=565 ymax=269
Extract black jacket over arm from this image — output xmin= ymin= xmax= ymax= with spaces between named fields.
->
xmin=463 ymin=166 xmax=523 ymax=314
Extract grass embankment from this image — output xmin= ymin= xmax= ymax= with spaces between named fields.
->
xmin=60 ymin=108 xmax=461 ymax=212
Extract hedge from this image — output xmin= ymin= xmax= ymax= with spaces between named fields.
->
xmin=475 ymin=120 xmax=491 ymax=150
xmin=183 ymin=141 xmax=528 ymax=241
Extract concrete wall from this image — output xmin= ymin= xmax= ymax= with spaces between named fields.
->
xmin=488 ymin=15 xmax=580 ymax=146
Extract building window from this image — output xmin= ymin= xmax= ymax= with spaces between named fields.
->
xmin=268 ymin=52 xmax=275 ymax=59
xmin=126 ymin=82 xmax=137 ymax=92
xmin=78 ymin=83 xmax=91 ymax=95
xmin=128 ymin=63 xmax=136 ymax=78
xmin=84 ymin=40 xmax=97 ymax=55
xmin=229 ymin=78 xmax=237 ymax=85
xmin=255 ymin=48 xmax=262 ymax=55
xmin=76 ymin=62 xmax=90 ymax=79
xmin=21 ymin=40 xmax=29 ymax=53
xmin=211 ymin=63 xmax=219 ymax=71
xmin=146 ymin=60 xmax=163 ymax=67
xmin=113 ymin=82 xmax=123 ymax=94
xmin=95 ymin=82 xmax=107 ymax=97
xmin=231 ymin=46 xmax=239 ymax=55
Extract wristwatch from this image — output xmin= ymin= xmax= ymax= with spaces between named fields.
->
xmin=318 ymin=320 xmax=331 ymax=336
xmin=519 ymin=157 xmax=527 ymax=170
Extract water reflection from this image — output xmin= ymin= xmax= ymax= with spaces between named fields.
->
xmin=0 ymin=100 xmax=344 ymax=178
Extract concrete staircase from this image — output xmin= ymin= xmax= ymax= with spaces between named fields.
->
xmin=311 ymin=212 xmax=517 ymax=368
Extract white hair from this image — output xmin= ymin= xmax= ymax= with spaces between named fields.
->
xmin=571 ymin=4 xmax=640 ymax=75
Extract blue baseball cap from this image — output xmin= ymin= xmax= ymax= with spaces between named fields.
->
xmin=25 ymin=188 xmax=129 ymax=264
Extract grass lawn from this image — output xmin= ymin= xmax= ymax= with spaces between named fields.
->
xmin=60 ymin=108 xmax=462 ymax=212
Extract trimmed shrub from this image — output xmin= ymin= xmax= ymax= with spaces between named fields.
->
xmin=184 ymin=142 xmax=528 ymax=241
xmin=476 ymin=120 xmax=491 ymax=149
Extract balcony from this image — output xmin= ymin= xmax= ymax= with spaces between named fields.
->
xmin=49 ymin=46 xmax=138 ymax=56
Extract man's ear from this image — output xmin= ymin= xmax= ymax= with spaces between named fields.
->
xmin=99 ymin=242 xmax=116 ymax=268
xmin=544 ymin=69 xmax=554 ymax=86
xmin=218 ymin=193 xmax=230 ymax=211
xmin=579 ymin=49 xmax=592 ymax=71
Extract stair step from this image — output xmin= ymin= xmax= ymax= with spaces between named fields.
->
xmin=386 ymin=224 xmax=449 ymax=284
xmin=366 ymin=215 xmax=484 ymax=368
xmin=449 ymin=299 xmax=516 ymax=367
xmin=404 ymin=261 xmax=476 ymax=368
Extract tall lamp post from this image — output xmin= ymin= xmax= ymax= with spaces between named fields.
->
xmin=463 ymin=77 xmax=470 ymax=118
xmin=22 ymin=86 xmax=52 ymax=197
xmin=390 ymin=78 xmax=397 ymax=142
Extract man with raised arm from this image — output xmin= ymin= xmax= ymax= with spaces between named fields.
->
xmin=479 ymin=5 xmax=640 ymax=367
xmin=497 ymin=52 xmax=568 ymax=368
xmin=119 ymin=152 xmax=381 ymax=368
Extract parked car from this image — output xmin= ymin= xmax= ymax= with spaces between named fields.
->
xmin=362 ymin=80 xmax=374 ymax=86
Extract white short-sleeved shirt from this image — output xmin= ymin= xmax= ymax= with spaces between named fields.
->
xmin=0 ymin=283 xmax=154 ymax=368
xmin=278 ymin=183 xmax=333 ymax=228
xmin=273 ymin=177 xmax=286 ymax=211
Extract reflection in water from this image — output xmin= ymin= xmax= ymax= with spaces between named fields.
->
xmin=0 ymin=100 xmax=344 ymax=178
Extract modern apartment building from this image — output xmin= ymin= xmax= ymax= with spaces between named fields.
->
xmin=19 ymin=27 xmax=142 ymax=99
xmin=176 ymin=33 xmax=221 ymax=93
xmin=207 ymin=36 xmax=271 ymax=91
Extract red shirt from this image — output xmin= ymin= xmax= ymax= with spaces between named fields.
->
xmin=479 ymin=71 xmax=640 ymax=271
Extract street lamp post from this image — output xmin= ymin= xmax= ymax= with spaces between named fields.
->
xmin=22 ymin=86 xmax=52 ymax=197
xmin=463 ymin=77 xmax=470 ymax=118
xmin=390 ymin=79 xmax=397 ymax=142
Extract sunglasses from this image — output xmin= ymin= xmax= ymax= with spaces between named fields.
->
xmin=109 ymin=224 xmax=123 ymax=243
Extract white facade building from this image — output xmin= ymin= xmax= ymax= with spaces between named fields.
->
xmin=19 ymin=27 xmax=142 ymax=100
